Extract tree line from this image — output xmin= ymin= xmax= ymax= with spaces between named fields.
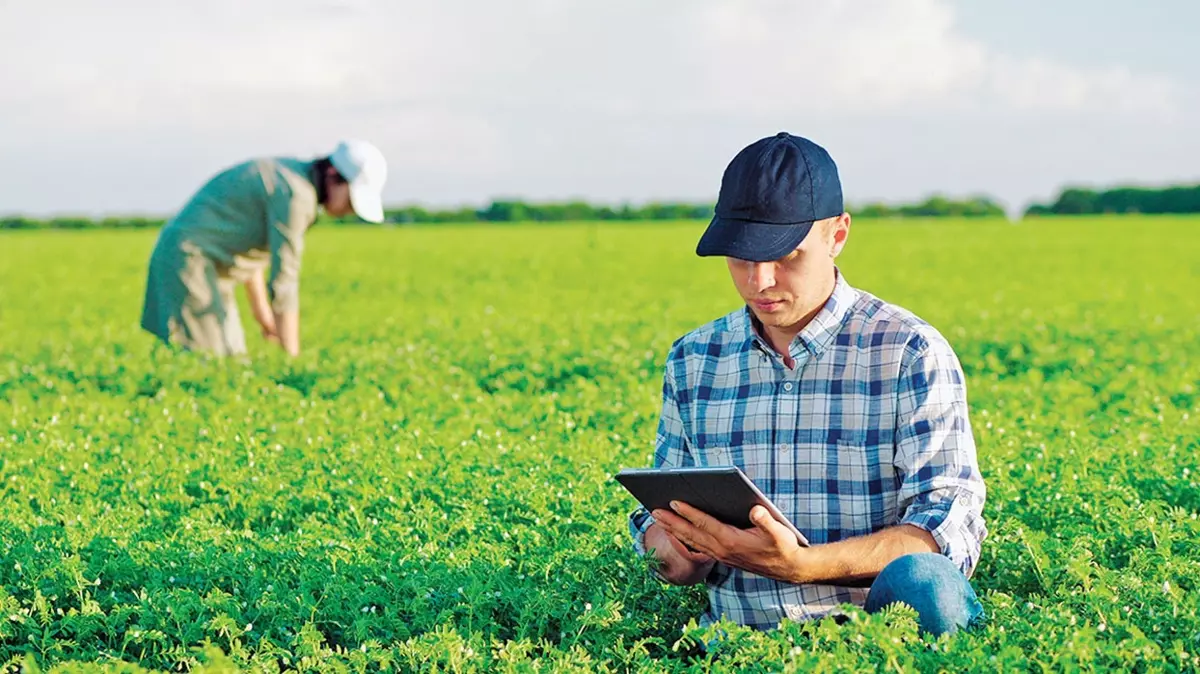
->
xmin=0 ymin=196 xmax=1006 ymax=230
xmin=1023 ymin=184 xmax=1200 ymax=216
xmin=3 ymin=184 xmax=1198 ymax=230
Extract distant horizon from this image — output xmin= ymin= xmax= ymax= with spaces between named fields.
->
xmin=6 ymin=178 xmax=1199 ymax=221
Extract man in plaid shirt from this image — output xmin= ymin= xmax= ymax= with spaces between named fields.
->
xmin=628 ymin=132 xmax=987 ymax=637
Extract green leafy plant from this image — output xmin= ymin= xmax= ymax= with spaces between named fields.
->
xmin=1 ymin=217 xmax=1197 ymax=671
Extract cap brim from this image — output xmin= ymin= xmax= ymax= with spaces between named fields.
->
xmin=695 ymin=216 xmax=815 ymax=262
xmin=349 ymin=181 xmax=384 ymax=224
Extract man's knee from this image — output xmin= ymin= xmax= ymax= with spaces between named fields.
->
xmin=864 ymin=553 xmax=983 ymax=637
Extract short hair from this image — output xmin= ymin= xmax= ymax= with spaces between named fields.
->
xmin=818 ymin=215 xmax=838 ymax=242
xmin=310 ymin=156 xmax=347 ymax=215
xmin=313 ymin=157 xmax=348 ymax=184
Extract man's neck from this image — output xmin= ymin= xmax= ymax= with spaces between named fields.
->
xmin=756 ymin=307 xmax=818 ymax=369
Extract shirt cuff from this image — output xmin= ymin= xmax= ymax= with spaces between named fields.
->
xmin=629 ymin=507 xmax=656 ymax=556
xmin=901 ymin=496 xmax=983 ymax=578
xmin=630 ymin=507 xmax=674 ymax=583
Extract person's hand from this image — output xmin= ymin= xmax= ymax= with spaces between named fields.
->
xmin=652 ymin=501 xmax=812 ymax=584
xmin=644 ymin=521 xmax=715 ymax=585
xmin=272 ymin=310 xmax=301 ymax=357
xmin=261 ymin=322 xmax=280 ymax=343
xmin=256 ymin=312 xmax=278 ymax=337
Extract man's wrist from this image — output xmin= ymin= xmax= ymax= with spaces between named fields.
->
xmin=784 ymin=544 xmax=837 ymax=585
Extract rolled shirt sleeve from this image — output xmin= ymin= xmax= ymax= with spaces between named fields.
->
xmin=266 ymin=183 xmax=315 ymax=314
xmin=629 ymin=350 xmax=696 ymax=558
xmin=894 ymin=337 xmax=988 ymax=577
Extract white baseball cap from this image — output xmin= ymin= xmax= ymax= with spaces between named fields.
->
xmin=329 ymin=140 xmax=388 ymax=223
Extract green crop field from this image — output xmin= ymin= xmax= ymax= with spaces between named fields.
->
xmin=1 ymin=216 xmax=1198 ymax=672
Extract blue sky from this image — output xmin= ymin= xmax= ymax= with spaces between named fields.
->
xmin=2 ymin=1 xmax=1196 ymax=217
xmin=955 ymin=1 xmax=1198 ymax=82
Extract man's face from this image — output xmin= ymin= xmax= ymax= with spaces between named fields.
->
xmin=323 ymin=167 xmax=354 ymax=218
xmin=725 ymin=214 xmax=850 ymax=330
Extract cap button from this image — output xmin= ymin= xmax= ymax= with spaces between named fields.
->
xmin=776 ymin=131 xmax=789 ymax=139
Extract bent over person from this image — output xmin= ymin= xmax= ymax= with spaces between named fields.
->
xmin=140 ymin=140 xmax=387 ymax=357
xmin=628 ymin=132 xmax=987 ymax=637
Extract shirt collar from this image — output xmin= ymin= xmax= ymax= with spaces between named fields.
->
xmin=741 ymin=266 xmax=858 ymax=361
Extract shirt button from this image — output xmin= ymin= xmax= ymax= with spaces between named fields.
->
xmin=783 ymin=382 xmax=794 ymax=392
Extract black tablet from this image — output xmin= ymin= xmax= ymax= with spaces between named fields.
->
xmin=615 ymin=465 xmax=810 ymax=547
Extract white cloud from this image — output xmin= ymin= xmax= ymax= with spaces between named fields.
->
xmin=983 ymin=57 xmax=1176 ymax=117
xmin=691 ymin=0 xmax=987 ymax=113
xmin=0 ymin=0 xmax=1188 ymax=214
xmin=689 ymin=0 xmax=1176 ymax=118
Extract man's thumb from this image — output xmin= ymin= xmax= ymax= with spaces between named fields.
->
xmin=751 ymin=505 xmax=774 ymax=528
xmin=752 ymin=505 xmax=790 ymax=541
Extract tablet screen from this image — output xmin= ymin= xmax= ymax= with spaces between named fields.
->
xmin=615 ymin=466 xmax=809 ymax=545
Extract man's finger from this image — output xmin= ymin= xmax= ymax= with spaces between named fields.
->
xmin=654 ymin=506 xmax=722 ymax=556
xmin=678 ymin=536 xmax=717 ymax=561
xmin=664 ymin=530 xmax=715 ymax=564
xmin=750 ymin=505 xmax=794 ymax=546
xmin=653 ymin=517 xmax=707 ymax=557
xmin=670 ymin=500 xmax=721 ymax=535
xmin=653 ymin=507 xmax=708 ymax=542
xmin=651 ymin=510 xmax=693 ymax=544
xmin=651 ymin=507 xmax=688 ymax=530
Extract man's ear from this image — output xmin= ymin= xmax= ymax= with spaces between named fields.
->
xmin=829 ymin=213 xmax=851 ymax=258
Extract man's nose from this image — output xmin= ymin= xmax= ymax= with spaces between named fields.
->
xmin=748 ymin=262 xmax=775 ymax=291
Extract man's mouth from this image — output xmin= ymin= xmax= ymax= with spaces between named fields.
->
xmin=751 ymin=299 xmax=785 ymax=312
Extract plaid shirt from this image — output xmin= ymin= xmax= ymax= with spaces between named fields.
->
xmin=628 ymin=268 xmax=987 ymax=631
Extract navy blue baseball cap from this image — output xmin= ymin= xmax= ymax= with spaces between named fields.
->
xmin=696 ymin=132 xmax=844 ymax=262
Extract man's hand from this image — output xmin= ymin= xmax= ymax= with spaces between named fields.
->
xmin=653 ymin=501 xmax=810 ymax=584
xmin=644 ymin=521 xmax=716 ymax=586
xmin=655 ymin=501 xmax=944 ymax=586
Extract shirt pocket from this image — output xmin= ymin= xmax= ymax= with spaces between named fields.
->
xmin=689 ymin=398 xmax=771 ymax=471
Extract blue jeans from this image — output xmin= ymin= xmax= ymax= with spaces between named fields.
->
xmin=864 ymin=552 xmax=984 ymax=636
